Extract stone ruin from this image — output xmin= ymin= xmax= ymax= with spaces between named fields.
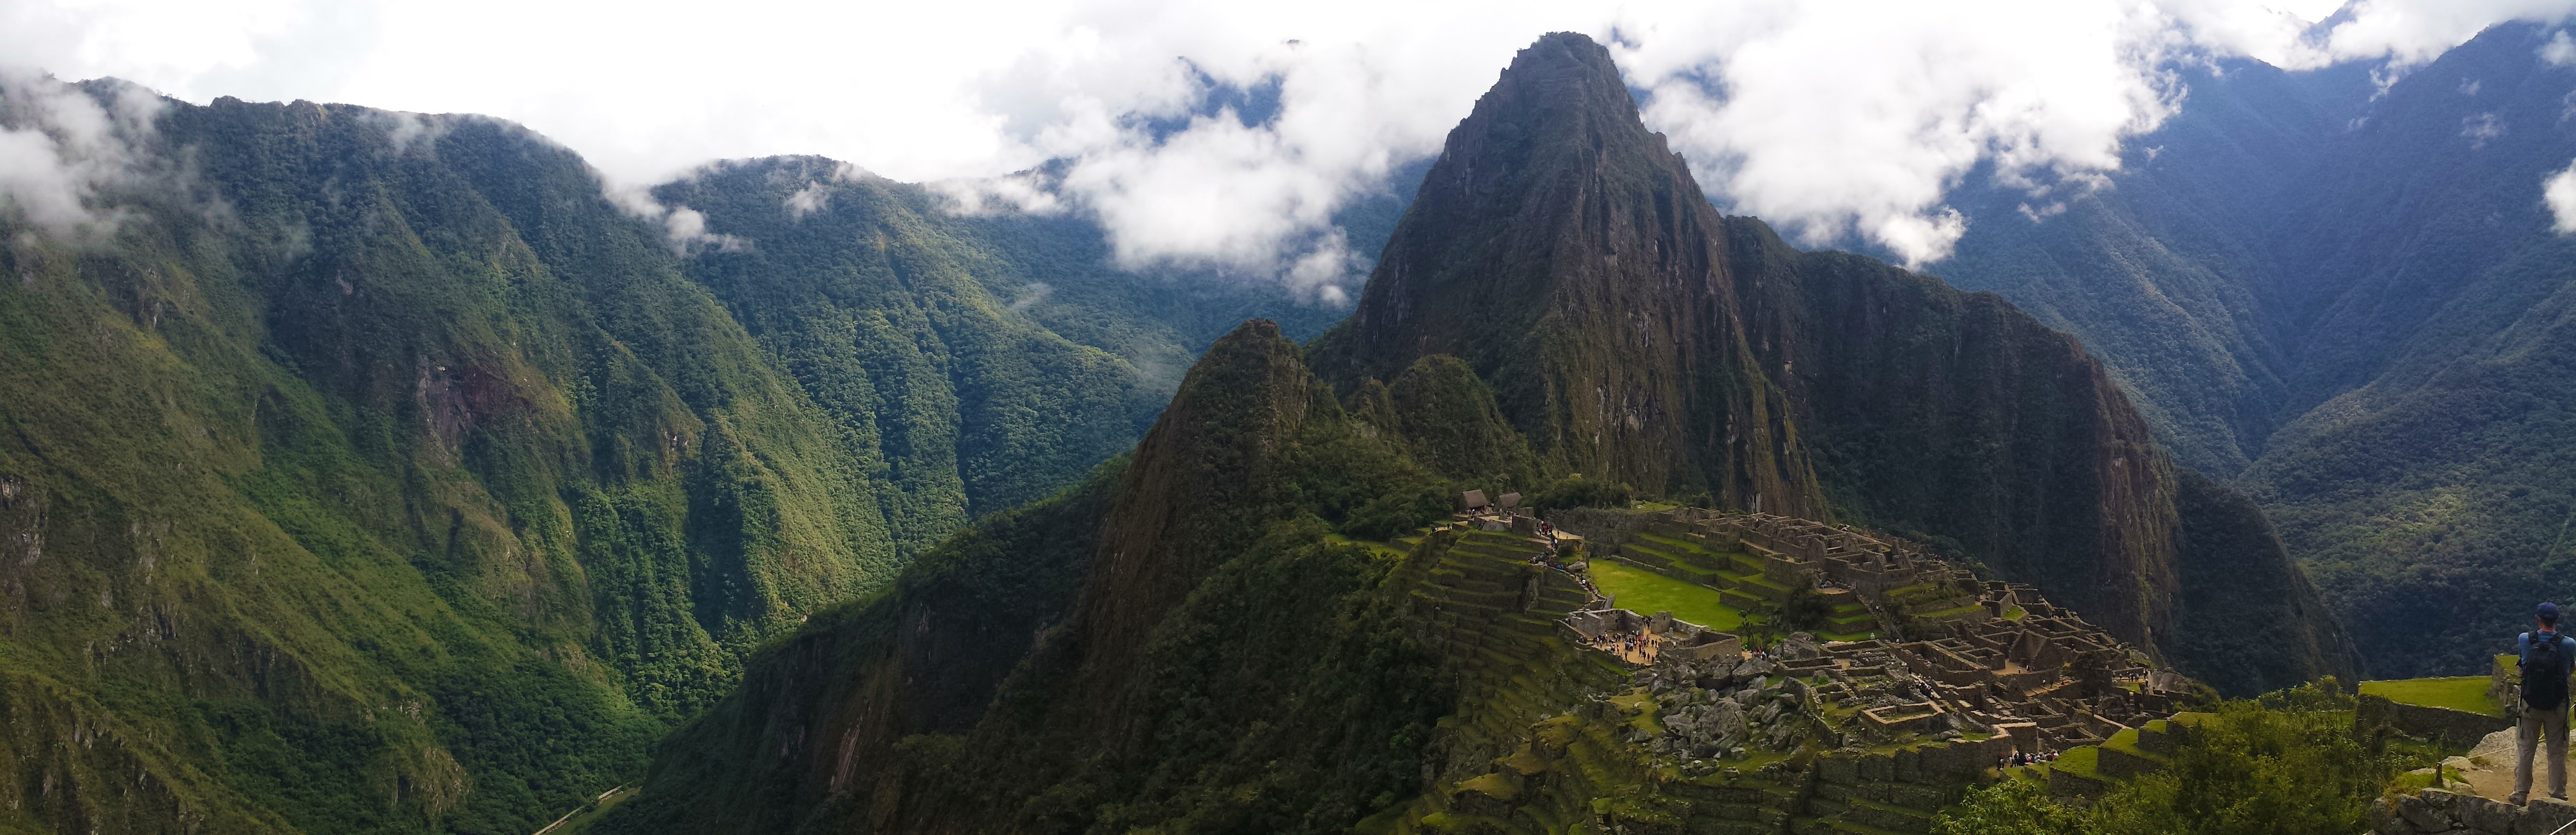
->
xmin=1628 ymin=649 xmax=1817 ymax=772
xmin=1401 ymin=500 xmax=2200 ymax=832
xmin=1451 ymin=489 xmax=1580 ymax=546
xmin=1564 ymin=608 xmax=1743 ymax=664
xmin=1541 ymin=506 xmax=2194 ymax=754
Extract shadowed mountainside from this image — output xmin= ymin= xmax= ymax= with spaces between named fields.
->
xmin=1929 ymin=22 xmax=2576 ymax=677
xmin=594 ymin=320 xmax=1472 ymax=834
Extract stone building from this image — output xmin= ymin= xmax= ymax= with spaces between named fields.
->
xmin=1544 ymin=506 xmax=2194 ymax=752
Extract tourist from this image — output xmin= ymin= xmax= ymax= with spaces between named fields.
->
xmin=2515 ymin=601 xmax=2576 ymax=804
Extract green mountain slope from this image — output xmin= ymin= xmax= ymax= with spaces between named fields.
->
xmin=0 ymin=78 xmax=1333 ymax=833
xmin=2240 ymin=22 xmax=2576 ymax=675
xmin=1928 ymin=22 xmax=2576 ymax=677
xmin=648 ymin=157 xmax=1155 ymax=555
xmin=592 ymin=320 xmax=1476 ymax=834
xmin=1928 ymin=59 xmax=2377 ymax=475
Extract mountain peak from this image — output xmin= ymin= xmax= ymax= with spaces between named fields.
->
xmin=1484 ymin=32 xmax=1640 ymax=126
xmin=1311 ymin=32 xmax=1815 ymax=514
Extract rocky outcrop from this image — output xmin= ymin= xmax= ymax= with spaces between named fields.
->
xmin=1723 ymin=229 xmax=2184 ymax=655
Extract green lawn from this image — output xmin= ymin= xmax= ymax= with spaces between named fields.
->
xmin=2360 ymin=676 xmax=2503 ymax=717
xmin=1589 ymin=561 xmax=1743 ymax=630
xmin=2051 ymin=746 xmax=2101 ymax=779
xmin=1322 ymin=533 xmax=1412 ymax=559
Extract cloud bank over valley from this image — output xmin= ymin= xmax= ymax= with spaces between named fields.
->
xmin=7 ymin=0 xmax=2576 ymax=292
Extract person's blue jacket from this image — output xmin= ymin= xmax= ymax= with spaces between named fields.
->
xmin=2521 ymin=630 xmax=2576 ymax=666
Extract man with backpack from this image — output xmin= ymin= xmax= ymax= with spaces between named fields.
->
xmin=2515 ymin=602 xmax=2576 ymax=804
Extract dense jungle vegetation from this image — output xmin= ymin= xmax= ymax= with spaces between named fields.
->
xmin=591 ymin=321 xmax=1612 ymax=833
xmin=1932 ymin=682 xmax=2442 ymax=835
xmin=0 ymin=79 xmax=1360 ymax=833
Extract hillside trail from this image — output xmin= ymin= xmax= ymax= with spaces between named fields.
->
xmin=2439 ymin=730 xmax=2522 ymax=801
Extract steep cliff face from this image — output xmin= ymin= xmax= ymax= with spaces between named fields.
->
xmin=1310 ymin=32 xmax=2351 ymax=692
xmin=1722 ymin=230 xmax=2182 ymax=669
xmin=1305 ymin=33 xmax=1816 ymax=516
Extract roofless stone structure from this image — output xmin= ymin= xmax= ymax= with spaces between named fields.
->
xmin=1506 ymin=505 xmax=2197 ymax=756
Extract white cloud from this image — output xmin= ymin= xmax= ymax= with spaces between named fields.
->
xmin=600 ymin=178 xmax=743 ymax=255
xmin=2286 ymin=0 xmax=2576 ymax=68
xmin=783 ymin=181 xmax=829 ymax=220
xmin=659 ymin=206 xmax=745 ymax=255
xmin=1009 ymin=281 xmax=1052 ymax=310
xmin=373 ymin=109 xmax=450 ymax=156
xmin=2463 ymin=112 xmax=2507 ymax=147
xmin=2547 ymin=30 xmax=2576 ymax=64
xmin=2546 ymin=158 xmax=2576 ymax=233
xmin=7 ymin=0 xmax=2576 ymax=277
xmin=0 ymin=69 xmax=164 ymax=241
xmin=1613 ymin=1 xmax=2188 ymax=265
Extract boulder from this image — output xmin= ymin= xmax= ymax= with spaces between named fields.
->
xmin=2518 ymin=798 xmax=2576 ymax=835
xmin=2397 ymin=792 xmax=2452 ymax=833
xmin=2372 ymin=797 xmax=2410 ymax=835
xmin=2455 ymin=793 xmax=2520 ymax=835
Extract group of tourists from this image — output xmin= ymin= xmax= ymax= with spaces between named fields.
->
xmin=1591 ymin=630 xmax=1654 ymax=662
xmin=2000 ymin=749 xmax=2056 ymax=768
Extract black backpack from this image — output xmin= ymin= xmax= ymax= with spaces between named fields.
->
xmin=2529 ymin=633 xmax=2570 ymax=710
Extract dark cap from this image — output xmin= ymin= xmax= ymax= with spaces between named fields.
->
xmin=2544 ymin=602 xmax=2562 ymax=623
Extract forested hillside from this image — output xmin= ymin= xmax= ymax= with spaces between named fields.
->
xmin=591 ymin=319 xmax=1492 ymax=833
xmin=1927 ymin=22 xmax=2576 ymax=678
xmin=0 ymin=77 xmax=1332 ymax=834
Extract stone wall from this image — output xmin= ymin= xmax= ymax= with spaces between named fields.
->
xmin=2357 ymin=694 xmax=2513 ymax=750
xmin=1546 ymin=507 xmax=1654 ymax=552
xmin=2372 ymin=787 xmax=2576 ymax=835
xmin=1800 ymin=738 xmax=2013 ymax=834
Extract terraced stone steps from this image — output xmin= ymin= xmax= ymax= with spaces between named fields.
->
xmin=1805 ymin=795 xmax=1934 ymax=834
xmin=1381 ymin=521 xmax=2023 ymax=835
xmin=1792 ymin=815 xmax=1915 ymax=835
